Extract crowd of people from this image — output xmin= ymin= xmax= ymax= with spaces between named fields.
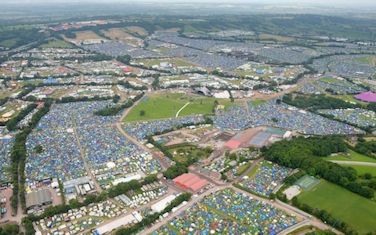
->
xmin=26 ymin=101 xmax=161 ymax=184
xmin=299 ymin=77 xmax=365 ymax=95
xmin=153 ymin=188 xmax=298 ymax=235
xmin=319 ymin=108 xmax=376 ymax=128
xmin=213 ymin=100 xmax=363 ymax=135
xmin=0 ymin=136 xmax=13 ymax=183
xmin=239 ymin=161 xmax=293 ymax=197
xmin=123 ymin=115 xmax=205 ymax=140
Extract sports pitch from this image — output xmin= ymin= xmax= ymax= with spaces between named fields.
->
xmin=297 ymin=180 xmax=376 ymax=234
xmin=295 ymin=175 xmax=320 ymax=190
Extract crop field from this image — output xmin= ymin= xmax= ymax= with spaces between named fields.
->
xmin=297 ymin=180 xmax=376 ymax=234
xmin=102 ymin=28 xmax=143 ymax=46
xmin=124 ymin=93 xmax=230 ymax=122
xmin=126 ymin=26 xmax=148 ymax=36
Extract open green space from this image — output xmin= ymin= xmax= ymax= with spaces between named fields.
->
xmin=123 ymin=93 xmax=231 ymax=122
xmin=40 ymin=39 xmax=74 ymax=49
xmin=167 ymin=144 xmax=212 ymax=165
xmin=319 ymin=77 xmax=339 ymax=84
xmin=347 ymin=165 xmax=376 ymax=177
xmin=353 ymin=56 xmax=376 ymax=66
xmin=249 ymin=99 xmax=267 ymax=107
xmin=297 ymin=180 xmax=376 ymax=234
xmin=0 ymin=39 xmax=17 ymax=48
xmin=325 ymin=150 xmax=376 ymax=164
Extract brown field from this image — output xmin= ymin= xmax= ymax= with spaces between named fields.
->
xmin=126 ymin=26 xmax=148 ymax=36
xmin=102 ymin=28 xmax=143 ymax=47
xmin=74 ymin=30 xmax=104 ymax=41
xmin=62 ymin=30 xmax=105 ymax=45
xmin=259 ymin=33 xmax=295 ymax=42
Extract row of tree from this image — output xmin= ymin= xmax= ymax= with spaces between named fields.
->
xmin=9 ymin=100 xmax=53 ymax=214
xmin=6 ymin=103 xmax=37 ymax=131
xmin=262 ymin=136 xmax=374 ymax=198
xmin=94 ymin=92 xmax=144 ymax=116
xmin=354 ymin=139 xmax=376 ymax=157
xmin=57 ymin=95 xmax=114 ymax=103
xmin=282 ymin=93 xmax=360 ymax=111
xmin=115 ymin=193 xmax=192 ymax=235
xmin=291 ymin=197 xmax=357 ymax=234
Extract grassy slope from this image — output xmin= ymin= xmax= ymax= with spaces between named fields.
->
xmin=124 ymin=93 xmax=230 ymax=122
xmin=298 ymin=180 xmax=376 ymax=234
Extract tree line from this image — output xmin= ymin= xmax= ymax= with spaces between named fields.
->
xmin=6 ymin=103 xmax=37 ymax=131
xmin=94 ymin=92 xmax=144 ymax=116
xmin=9 ymin=100 xmax=53 ymax=215
xmin=261 ymin=136 xmax=374 ymax=198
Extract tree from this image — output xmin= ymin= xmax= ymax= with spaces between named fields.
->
xmin=140 ymin=110 xmax=146 ymax=116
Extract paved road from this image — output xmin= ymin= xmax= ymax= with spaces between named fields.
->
xmin=330 ymin=160 xmax=376 ymax=167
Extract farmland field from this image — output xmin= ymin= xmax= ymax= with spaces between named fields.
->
xmin=297 ymin=180 xmax=376 ymax=234
xmin=123 ymin=93 xmax=231 ymax=122
xmin=102 ymin=28 xmax=143 ymax=46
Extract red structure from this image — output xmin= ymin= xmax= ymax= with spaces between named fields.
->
xmin=173 ymin=173 xmax=208 ymax=192
xmin=224 ymin=139 xmax=241 ymax=149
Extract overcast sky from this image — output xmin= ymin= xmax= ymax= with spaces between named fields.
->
xmin=2 ymin=0 xmax=376 ymax=11
xmin=2 ymin=0 xmax=375 ymax=5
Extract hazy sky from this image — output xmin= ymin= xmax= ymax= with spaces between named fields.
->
xmin=2 ymin=0 xmax=375 ymax=5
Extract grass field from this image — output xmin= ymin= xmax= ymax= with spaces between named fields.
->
xmin=40 ymin=39 xmax=74 ymax=49
xmin=123 ymin=93 xmax=231 ymax=122
xmin=354 ymin=56 xmax=376 ymax=66
xmin=249 ymin=99 xmax=267 ymax=107
xmin=0 ymin=39 xmax=17 ymax=48
xmin=347 ymin=165 xmax=376 ymax=177
xmin=325 ymin=150 xmax=376 ymax=164
xmin=297 ymin=180 xmax=376 ymax=234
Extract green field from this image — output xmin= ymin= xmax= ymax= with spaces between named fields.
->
xmin=0 ymin=39 xmax=17 ymax=48
xmin=298 ymin=180 xmax=376 ymax=234
xmin=347 ymin=165 xmax=376 ymax=177
xmin=325 ymin=150 xmax=376 ymax=164
xmin=249 ymin=99 xmax=267 ymax=107
xmin=40 ymin=39 xmax=74 ymax=49
xmin=354 ymin=56 xmax=376 ymax=66
xmin=123 ymin=93 xmax=231 ymax=122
